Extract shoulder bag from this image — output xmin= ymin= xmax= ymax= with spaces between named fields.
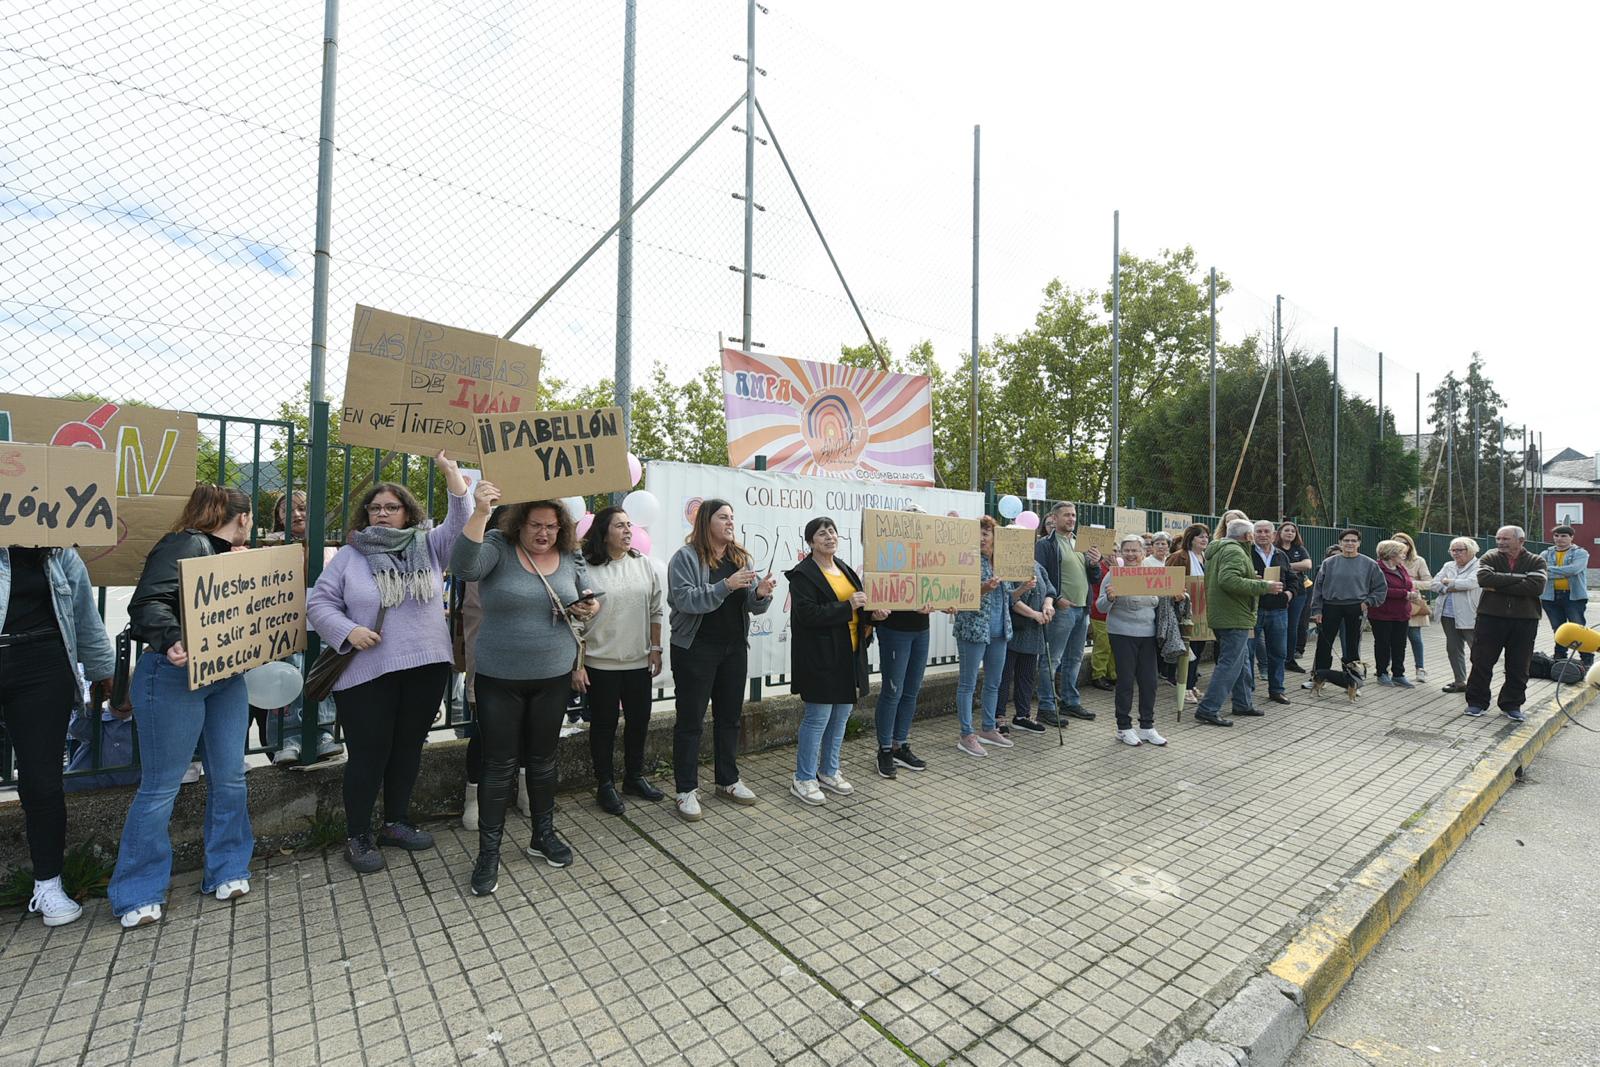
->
xmin=305 ymin=605 xmax=387 ymax=703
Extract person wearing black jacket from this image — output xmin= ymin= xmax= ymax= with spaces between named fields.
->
xmin=1248 ymin=520 xmax=1294 ymax=705
xmin=109 ymin=485 xmax=256 ymax=930
xmin=786 ymin=517 xmax=878 ymax=807
xmin=1464 ymin=526 xmax=1547 ymax=722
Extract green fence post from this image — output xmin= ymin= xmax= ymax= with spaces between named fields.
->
xmin=302 ymin=400 xmax=332 ymax=765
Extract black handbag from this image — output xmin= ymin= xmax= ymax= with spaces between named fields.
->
xmin=305 ymin=606 xmax=386 ymax=703
xmin=108 ymin=624 xmax=134 ymax=712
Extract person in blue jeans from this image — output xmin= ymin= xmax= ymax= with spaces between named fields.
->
xmin=1033 ymin=502 xmax=1104 ymax=726
xmin=954 ymin=517 xmax=1024 ymax=757
xmin=1196 ymin=518 xmax=1280 ymax=726
xmin=873 ymin=605 xmax=936 ymax=779
xmin=111 ymin=485 xmax=258 ymax=929
xmin=1249 ymin=520 xmax=1294 ymax=705
xmin=1542 ymin=526 xmax=1591 ymax=668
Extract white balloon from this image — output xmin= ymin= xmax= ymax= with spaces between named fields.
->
xmin=998 ymin=494 xmax=1024 ymax=519
xmin=622 ymin=489 xmax=662 ymax=527
xmin=560 ymin=496 xmax=586 ymax=522
xmin=244 ymin=660 xmax=303 ymax=709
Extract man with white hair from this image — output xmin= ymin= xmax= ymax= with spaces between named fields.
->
xmin=1464 ymin=525 xmax=1546 ymax=722
xmin=1195 ymin=518 xmax=1283 ymax=726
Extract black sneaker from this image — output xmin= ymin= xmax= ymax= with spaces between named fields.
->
xmin=470 ymin=853 xmax=499 ymax=896
xmin=876 ymin=749 xmax=898 ymax=779
xmin=1285 ymin=660 xmax=1307 ymax=674
xmin=996 ymin=721 xmax=1012 ymax=737
xmin=1064 ymin=705 xmax=1096 ymax=721
xmin=1037 ymin=709 xmax=1067 ymax=727
xmin=377 ymin=822 xmax=435 ymax=851
xmin=1012 ymin=717 xmax=1047 ymax=733
xmin=344 ymin=833 xmax=386 ymax=873
xmin=891 ymin=744 xmax=927 ymax=771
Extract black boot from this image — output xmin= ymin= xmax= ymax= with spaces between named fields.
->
xmin=622 ymin=774 xmax=664 ymax=801
xmin=527 ymin=810 xmax=574 ymax=868
xmin=596 ymin=780 xmax=626 ymax=816
xmin=471 ymin=823 xmax=502 ymax=896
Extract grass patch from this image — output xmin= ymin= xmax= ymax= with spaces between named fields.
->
xmin=300 ymin=804 xmax=348 ymax=850
xmin=0 ymin=841 xmax=114 ymax=906
xmin=1399 ymin=804 xmax=1431 ymax=830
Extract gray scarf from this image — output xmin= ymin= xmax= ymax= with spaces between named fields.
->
xmin=349 ymin=524 xmax=436 ymax=608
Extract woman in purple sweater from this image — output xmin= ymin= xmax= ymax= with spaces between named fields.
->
xmin=307 ymin=452 xmax=476 ymax=873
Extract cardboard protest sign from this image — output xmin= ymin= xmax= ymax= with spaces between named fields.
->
xmin=1074 ymin=526 xmax=1119 ymax=560
xmin=0 ymin=443 xmax=118 ymax=548
xmin=1263 ymin=566 xmax=1280 ymax=584
xmin=341 ymin=305 xmax=542 ymax=460
xmin=0 ymin=394 xmax=197 ymax=585
xmin=1113 ymin=507 xmax=1148 ymax=536
xmin=860 ymin=508 xmax=981 ymax=610
xmin=1109 ymin=566 xmax=1184 ymax=597
xmin=475 ymin=406 xmax=631 ymax=501
xmin=1163 ymin=512 xmax=1192 ymax=535
xmin=178 ymin=545 xmax=306 ymax=690
xmin=992 ymin=525 xmax=1036 ymax=582
xmin=1188 ymin=576 xmax=1213 ymax=641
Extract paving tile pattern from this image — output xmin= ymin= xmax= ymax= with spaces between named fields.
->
xmin=0 ymin=627 xmax=1554 ymax=1066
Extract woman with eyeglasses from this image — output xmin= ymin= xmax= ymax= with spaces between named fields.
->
xmin=1432 ymin=538 xmax=1483 ymax=693
xmin=307 ymin=452 xmax=473 ymax=875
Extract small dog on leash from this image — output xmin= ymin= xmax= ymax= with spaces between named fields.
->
xmin=1313 ymin=661 xmax=1367 ymax=702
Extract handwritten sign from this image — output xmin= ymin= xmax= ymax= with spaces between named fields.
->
xmin=1188 ymin=576 xmax=1213 ymax=641
xmin=475 ymin=406 xmax=631 ymax=502
xmin=1263 ymin=566 xmax=1280 ymax=584
xmin=1109 ymin=566 xmax=1185 ymax=597
xmin=1114 ymin=507 xmax=1147 ymax=537
xmin=0 ymin=395 xmax=197 ymax=584
xmin=861 ymin=508 xmax=981 ymax=610
xmin=992 ymin=525 xmax=1035 ymax=582
xmin=179 ymin=545 xmax=306 ymax=690
xmin=1163 ymin=512 xmax=1192 ymax=535
xmin=1074 ymin=526 xmax=1119 ymax=560
xmin=341 ymin=305 xmax=542 ymax=460
xmin=0 ymin=443 xmax=118 ymax=548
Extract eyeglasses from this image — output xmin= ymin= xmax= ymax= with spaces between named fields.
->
xmin=523 ymin=522 xmax=559 ymax=534
xmin=366 ymin=503 xmax=404 ymax=515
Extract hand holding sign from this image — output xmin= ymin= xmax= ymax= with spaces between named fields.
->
xmin=471 ymin=479 xmax=500 ymax=516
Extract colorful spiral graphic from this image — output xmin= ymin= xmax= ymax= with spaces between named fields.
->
xmin=800 ymin=389 xmax=867 ymax=471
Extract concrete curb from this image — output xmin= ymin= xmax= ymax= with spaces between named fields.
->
xmin=1165 ymin=682 xmax=1597 ymax=1067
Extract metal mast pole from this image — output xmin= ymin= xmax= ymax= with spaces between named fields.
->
xmin=1498 ymin=417 xmax=1505 ymax=529
xmin=1523 ymin=425 xmax=1530 ymax=530
xmin=739 ymin=0 xmax=757 ymax=351
xmin=1415 ymin=373 xmax=1422 ymax=513
xmin=1377 ymin=351 xmax=1385 ymax=490
xmin=1331 ymin=326 xmax=1340 ymax=523
xmin=1538 ymin=432 xmax=1545 ymax=540
xmin=1111 ymin=210 xmax=1121 ymax=505
xmin=1274 ymin=295 xmax=1283 ymax=518
xmin=1473 ymin=402 xmax=1481 ymax=536
xmin=1209 ymin=267 xmax=1217 ymax=516
xmin=613 ymin=0 xmax=637 ymax=446
xmin=1447 ymin=379 xmax=1455 ymax=530
xmin=969 ymin=125 xmax=980 ymax=492
xmin=306 ymin=0 xmax=340 ymax=574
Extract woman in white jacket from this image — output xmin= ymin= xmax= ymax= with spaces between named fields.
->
xmin=1433 ymin=537 xmax=1482 ymax=693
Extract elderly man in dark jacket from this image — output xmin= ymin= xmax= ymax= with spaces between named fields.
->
xmin=1465 ymin=525 xmax=1547 ymax=722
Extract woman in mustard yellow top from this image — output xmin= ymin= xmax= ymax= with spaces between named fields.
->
xmin=785 ymin=516 xmax=882 ymax=807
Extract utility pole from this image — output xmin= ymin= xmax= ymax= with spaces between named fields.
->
xmin=1472 ymin=401 xmax=1480 ymax=537
xmin=1498 ymin=417 xmax=1505 ymax=529
xmin=613 ymin=0 xmax=637 ymax=451
xmin=1446 ymin=379 xmax=1455 ymax=530
xmin=738 ymin=0 xmax=758 ymax=352
xmin=968 ymin=125 xmax=980 ymax=491
xmin=1275 ymin=295 xmax=1283 ymax=518
xmin=1209 ymin=267 xmax=1217 ymax=517
xmin=1111 ymin=210 xmax=1121 ymax=506
xmin=1331 ymin=326 xmax=1339 ymax=524
xmin=1415 ymin=373 xmax=1421 ymax=513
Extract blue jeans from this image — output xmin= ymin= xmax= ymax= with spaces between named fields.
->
xmin=1253 ymin=608 xmax=1288 ymax=696
xmin=1406 ymin=625 xmax=1425 ymax=670
xmin=1286 ymin=590 xmax=1308 ymax=659
xmin=1544 ymin=592 xmax=1592 ymax=664
xmin=956 ymin=637 xmax=1008 ymax=735
xmin=1198 ymin=628 xmax=1256 ymax=718
xmin=264 ymin=650 xmax=336 ymax=751
xmin=874 ymin=627 xmax=929 ymax=749
xmin=796 ymin=702 xmax=852 ymax=780
xmin=1037 ymin=605 xmax=1089 ymax=710
xmin=109 ymin=653 xmax=254 ymax=916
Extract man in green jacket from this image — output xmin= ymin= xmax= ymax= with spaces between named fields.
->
xmin=1196 ymin=518 xmax=1283 ymax=726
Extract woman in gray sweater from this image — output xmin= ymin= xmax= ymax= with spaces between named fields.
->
xmin=1307 ymin=529 xmax=1387 ymax=677
xmin=1096 ymin=534 xmax=1171 ymax=747
xmin=450 ymin=496 xmax=600 ymax=897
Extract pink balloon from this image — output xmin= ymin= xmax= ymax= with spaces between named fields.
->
xmin=576 ymin=512 xmax=595 ymax=538
xmin=631 ymin=526 xmax=652 ymax=555
xmin=627 ymin=452 xmax=644 ymax=488
xmin=1015 ymin=510 xmax=1041 ymax=530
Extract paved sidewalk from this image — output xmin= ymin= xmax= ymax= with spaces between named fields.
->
xmin=0 ymin=627 xmax=1567 ymax=1066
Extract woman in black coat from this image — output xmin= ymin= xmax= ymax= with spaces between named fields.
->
xmin=786 ymin=516 xmax=882 ymax=807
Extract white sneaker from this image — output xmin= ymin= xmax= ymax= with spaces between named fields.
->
xmin=975 ymin=729 xmax=1014 ymax=749
xmin=1416 ymin=668 xmax=1428 ymax=682
xmin=790 ymin=778 xmax=826 ymax=806
xmin=28 ymin=878 xmax=82 ymax=927
xmin=956 ymin=734 xmax=987 ymax=757
xmin=1116 ymin=729 xmax=1142 ymax=747
xmin=817 ymin=773 xmax=854 ymax=796
xmin=316 ymin=735 xmax=344 ymax=759
xmin=181 ymin=761 xmax=202 ymax=784
xmin=272 ymin=744 xmax=301 ymax=767
xmin=120 ymin=903 xmax=162 ymax=929
xmin=1135 ymin=727 xmax=1168 ymax=747
xmin=462 ymin=783 xmax=479 ymax=831
xmin=214 ymin=879 xmax=249 ymax=902
xmin=715 ymin=780 xmax=757 ymax=806
xmin=675 ymin=790 xmax=703 ymax=821
xmin=516 ymin=774 xmax=532 ymax=817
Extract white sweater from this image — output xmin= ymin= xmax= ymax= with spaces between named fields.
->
xmin=583 ymin=552 xmax=664 ymax=671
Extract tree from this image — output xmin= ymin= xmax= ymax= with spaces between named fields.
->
xmin=627 ymin=361 xmax=727 ymax=468
xmin=1420 ymin=353 xmax=1524 ymax=538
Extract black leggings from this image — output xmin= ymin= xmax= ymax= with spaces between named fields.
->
xmin=0 ymin=637 xmax=75 ymax=880
xmin=587 ymin=667 xmax=653 ymax=783
xmin=671 ymin=640 xmax=747 ymax=794
xmin=1313 ymin=603 xmax=1365 ymax=672
xmin=334 ymin=662 xmax=449 ymax=835
xmin=474 ymin=673 xmax=570 ymax=834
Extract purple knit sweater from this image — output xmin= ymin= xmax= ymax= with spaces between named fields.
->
xmin=306 ymin=490 xmax=471 ymax=691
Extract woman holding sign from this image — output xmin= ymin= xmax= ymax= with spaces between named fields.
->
xmin=450 ymin=494 xmax=598 ymax=897
xmin=307 ymin=452 xmax=472 ymax=877
xmin=110 ymin=485 xmax=255 ymax=929
xmin=953 ymin=516 xmax=1026 ymax=757
xmin=666 ymin=500 xmax=775 ymax=821
xmin=1097 ymin=534 xmax=1178 ymax=747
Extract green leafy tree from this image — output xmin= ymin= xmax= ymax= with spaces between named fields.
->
xmin=1420 ymin=353 xmax=1524 ymax=538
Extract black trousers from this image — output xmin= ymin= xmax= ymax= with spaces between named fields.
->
xmin=1466 ymin=614 xmax=1538 ymax=713
xmin=333 ymin=662 xmax=449 ymax=836
xmin=1313 ymin=603 xmax=1365 ymax=672
xmin=0 ymin=636 xmax=75 ymax=880
xmin=1109 ymin=633 xmax=1158 ymax=730
xmin=474 ymin=673 xmax=569 ymax=837
xmin=999 ymin=648 xmax=1038 ymax=720
xmin=587 ymin=666 xmax=653 ymax=783
xmin=671 ymin=639 xmax=746 ymax=793
xmin=1370 ymin=619 xmax=1409 ymax=678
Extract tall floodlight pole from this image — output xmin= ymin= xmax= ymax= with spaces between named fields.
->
xmin=1538 ymin=432 xmax=1545 ymax=540
xmin=739 ymin=0 xmax=757 ymax=351
xmin=1446 ymin=380 xmax=1455 ymax=529
xmin=1523 ymin=425 xmax=1530 ymax=530
xmin=1415 ymin=373 xmax=1422 ymax=512
xmin=613 ymin=0 xmax=637 ymax=449
xmin=1209 ymin=267 xmax=1217 ymax=516
xmin=1275 ymin=295 xmax=1284 ymax=518
xmin=1111 ymin=210 xmax=1121 ymax=506
xmin=1472 ymin=402 xmax=1481 ymax=536
xmin=1331 ymin=327 xmax=1340 ymax=523
xmin=969 ymin=125 xmax=980 ymax=492
xmin=1498 ymin=417 xmax=1505 ymax=528
xmin=1377 ymin=351 xmax=1385 ymax=489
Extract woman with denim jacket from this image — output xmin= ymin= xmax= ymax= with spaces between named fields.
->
xmin=0 ymin=544 xmax=115 ymax=926
xmin=110 ymin=484 xmax=255 ymax=929
xmin=953 ymin=516 xmax=1029 ymax=758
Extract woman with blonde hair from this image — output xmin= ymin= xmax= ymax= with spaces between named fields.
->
xmin=1433 ymin=537 xmax=1483 ymax=693
xmin=1370 ymin=539 xmax=1417 ymax=687
xmin=1392 ymin=531 xmax=1433 ymax=682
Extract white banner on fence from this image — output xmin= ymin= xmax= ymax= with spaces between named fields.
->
xmin=644 ymin=462 xmax=985 ymax=682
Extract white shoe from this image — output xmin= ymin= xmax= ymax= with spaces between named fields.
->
xmin=181 ymin=761 xmax=203 ymax=784
xmin=715 ymin=780 xmax=757 ymax=805
xmin=28 ymin=878 xmax=82 ymax=927
xmin=214 ymin=879 xmax=249 ymax=902
xmin=675 ymin=790 xmax=703 ymax=821
xmin=120 ymin=903 xmax=162 ymax=929
xmin=1135 ymin=727 xmax=1168 ymax=747
xmin=272 ymin=744 xmax=301 ymax=767
xmin=316 ymin=735 xmax=344 ymax=759
xmin=516 ymin=774 xmax=532 ymax=817
xmin=817 ymin=773 xmax=854 ymax=796
xmin=975 ymin=729 xmax=1014 ymax=748
xmin=790 ymin=778 xmax=826 ymax=806
xmin=956 ymin=734 xmax=987 ymax=758
xmin=1116 ymin=729 xmax=1142 ymax=747
xmin=462 ymin=783 xmax=479 ymax=831
xmin=1416 ymin=668 xmax=1428 ymax=682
